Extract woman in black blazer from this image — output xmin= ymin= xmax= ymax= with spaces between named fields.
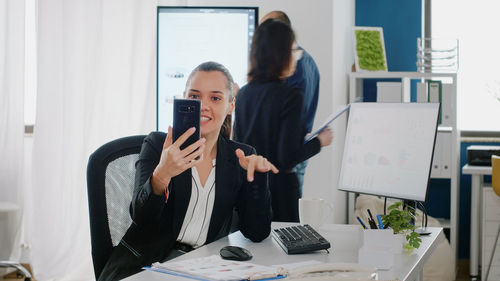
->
xmin=99 ymin=62 xmax=277 ymax=281
xmin=234 ymin=19 xmax=333 ymax=223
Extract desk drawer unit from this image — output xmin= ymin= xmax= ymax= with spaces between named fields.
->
xmin=482 ymin=187 xmax=500 ymax=281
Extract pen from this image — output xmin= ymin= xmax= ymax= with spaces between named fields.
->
xmin=376 ymin=214 xmax=384 ymax=229
xmin=366 ymin=209 xmax=378 ymax=229
xmin=356 ymin=216 xmax=367 ymax=229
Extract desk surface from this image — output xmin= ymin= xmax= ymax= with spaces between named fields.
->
xmin=462 ymin=164 xmax=492 ymax=175
xmin=124 ymin=223 xmax=443 ymax=281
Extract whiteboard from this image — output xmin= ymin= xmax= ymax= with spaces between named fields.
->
xmin=157 ymin=7 xmax=257 ymax=132
xmin=338 ymin=103 xmax=440 ymax=202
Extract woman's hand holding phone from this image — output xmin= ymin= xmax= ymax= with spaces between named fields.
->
xmin=151 ymin=126 xmax=205 ymax=195
xmin=235 ymin=149 xmax=279 ymax=182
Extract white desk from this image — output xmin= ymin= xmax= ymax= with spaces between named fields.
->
xmin=462 ymin=164 xmax=493 ymax=277
xmin=124 ymin=223 xmax=443 ymax=281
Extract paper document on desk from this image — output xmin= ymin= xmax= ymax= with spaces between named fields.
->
xmin=272 ymin=260 xmax=377 ymax=280
xmin=305 ymin=104 xmax=350 ymax=142
xmin=144 ymin=255 xmax=284 ymax=281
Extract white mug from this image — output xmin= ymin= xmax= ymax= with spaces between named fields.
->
xmin=298 ymin=198 xmax=332 ymax=229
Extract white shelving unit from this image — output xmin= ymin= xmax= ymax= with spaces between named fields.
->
xmin=347 ymin=71 xmax=460 ymax=268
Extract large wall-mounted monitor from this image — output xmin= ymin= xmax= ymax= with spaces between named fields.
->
xmin=338 ymin=103 xmax=440 ymax=202
xmin=157 ymin=6 xmax=258 ymax=132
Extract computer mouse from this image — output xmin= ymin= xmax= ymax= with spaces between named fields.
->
xmin=219 ymin=245 xmax=252 ymax=261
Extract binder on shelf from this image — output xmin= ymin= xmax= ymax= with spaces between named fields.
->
xmin=376 ymin=82 xmax=402 ymax=102
xmin=427 ymin=80 xmax=442 ymax=124
xmin=417 ymin=82 xmax=427 ymax=103
xmin=441 ymin=83 xmax=454 ymax=127
xmin=417 ymin=81 xmax=453 ymax=126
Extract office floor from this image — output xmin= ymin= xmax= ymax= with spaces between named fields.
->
xmin=456 ymin=259 xmax=479 ymax=281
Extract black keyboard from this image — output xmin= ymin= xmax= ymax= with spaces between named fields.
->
xmin=271 ymin=224 xmax=331 ymax=254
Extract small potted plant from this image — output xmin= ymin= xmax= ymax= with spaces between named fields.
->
xmin=382 ymin=201 xmax=422 ymax=251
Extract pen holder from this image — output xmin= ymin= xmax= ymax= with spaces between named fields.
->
xmin=358 ymin=229 xmax=404 ymax=270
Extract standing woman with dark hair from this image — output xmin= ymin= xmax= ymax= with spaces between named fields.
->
xmin=98 ymin=62 xmax=277 ymax=281
xmin=234 ymin=19 xmax=333 ymax=222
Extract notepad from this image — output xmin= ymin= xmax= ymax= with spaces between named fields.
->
xmin=144 ymin=255 xmax=284 ymax=281
xmin=304 ymin=104 xmax=350 ymax=142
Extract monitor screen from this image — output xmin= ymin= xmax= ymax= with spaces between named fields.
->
xmin=338 ymin=103 xmax=440 ymax=202
xmin=156 ymin=6 xmax=258 ymax=132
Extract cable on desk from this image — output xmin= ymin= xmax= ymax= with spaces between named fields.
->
xmin=383 ymin=197 xmax=387 ymax=216
xmin=417 ymin=201 xmax=428 ymax=229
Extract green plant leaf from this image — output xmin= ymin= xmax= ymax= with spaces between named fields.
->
xmin=382 ymin=201 xmax=421 ymax=251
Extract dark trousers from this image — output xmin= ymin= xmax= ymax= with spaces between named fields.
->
xmin=269 ymin=172 xmax=300 ymax=222
xmin=98 ymin=243 xmax=145 ymax=281
xmin=98 ymin=243 xmax=187 ymax=281
xmin=293 ymin=160 xmax=308 ymax=197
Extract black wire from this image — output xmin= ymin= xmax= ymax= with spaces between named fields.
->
xmin=418 ymin=201 xmax=428 ymax=228
xmin=383 ymin=197 xmax=387 ymax=216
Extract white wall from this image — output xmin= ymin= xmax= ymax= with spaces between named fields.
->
xmin=157 ymin=0 xmax=354 ymax=223
xmin=329 ymin=1 xmax=354 ymax=223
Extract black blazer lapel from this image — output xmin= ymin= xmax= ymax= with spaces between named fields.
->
xmin=206 ymin=136 xmax=239 ymax=242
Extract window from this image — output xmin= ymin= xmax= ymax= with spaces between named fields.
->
xmin=24 ymin=0 xmax=36 ymax=131
xmin=432 ymin=0 xmax=500 ymax=132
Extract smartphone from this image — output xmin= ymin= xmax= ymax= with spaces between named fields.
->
xmin=173 ymin=99 xmax=201 ymax=150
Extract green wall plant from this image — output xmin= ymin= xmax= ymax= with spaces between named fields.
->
xmin=355 ymin=29 xmax=387 ymax=71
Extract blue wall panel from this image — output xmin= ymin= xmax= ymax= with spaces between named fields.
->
xmin=355 ymin=0 xmax=421 ymax=71
xmin=356 ymin=0 xmax=421 ymax=104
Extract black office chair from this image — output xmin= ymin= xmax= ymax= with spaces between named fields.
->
xmin=86 ymin=135 xmax=146 ymax=280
